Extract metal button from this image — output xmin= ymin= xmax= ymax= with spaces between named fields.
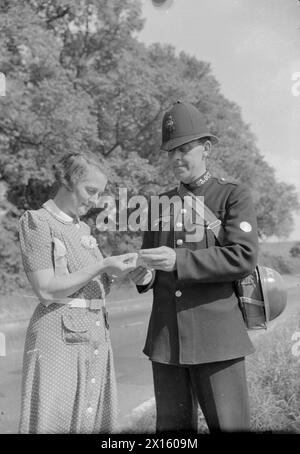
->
xmin=91 ymin=378 xmax=96 ymax=384
xmin=94 ymin=349 xmax=99 ymax=355
xmin=176 ymin=239 xmax=183 ymax=246
xmin=96 ymin=321 xmax=101 ymax=326
xmin=175 ymin=290 xmax=182 ymax=297
xmin=176 ymin=222 xmax=183 ymax=229
xmin=181 ymin=208 xmax=187 ymax=214
xmin=86 ymin=407 xmax=93 ymax=414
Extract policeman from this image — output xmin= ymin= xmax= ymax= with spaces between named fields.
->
xmin=129 ymin=101 xmax=258 ymax=433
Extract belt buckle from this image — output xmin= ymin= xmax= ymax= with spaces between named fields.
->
xmin=207 ymin=219 xmax=221 ymax=230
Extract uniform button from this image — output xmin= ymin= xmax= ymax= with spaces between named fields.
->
xmin=94 ymin=349 xmax=99 ymax=355
xmin=91 ymin=378 xmax=96 ymax=384
xmin=175 ymin=290 xmax=182 ymax=297
xmin=176 ymin=222 xmax=183 ymax=229
xmin=96 ymin=321 xmax=101 ymax=326
xmin=86 ymin=407 xmax=93 ymax=414
xmin=181 ymin=208 xmax=187 ymax=214
xmin=176 ymin=239 xmax=183 ymax=246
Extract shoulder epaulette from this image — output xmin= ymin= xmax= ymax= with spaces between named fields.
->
xmin=215 ymin=177 xmax=239 ymax=186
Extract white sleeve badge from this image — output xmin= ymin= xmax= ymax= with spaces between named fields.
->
xmin=239 ymin=221 xmax=252 ymax=232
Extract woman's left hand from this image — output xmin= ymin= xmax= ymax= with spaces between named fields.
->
xmin=103 ymin=253 xmax=138 ymax=277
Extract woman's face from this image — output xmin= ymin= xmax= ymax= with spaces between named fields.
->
xmin=71 ymin=166 xmax=107 ymax=216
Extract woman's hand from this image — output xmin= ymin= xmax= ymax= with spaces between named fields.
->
xmin=103 ymin=253 xmax=138 ymax=277
xmin=27 ymin=253 xmax=138 ymax=304
xmin=127 ymin=266 xmax=154 ymax=286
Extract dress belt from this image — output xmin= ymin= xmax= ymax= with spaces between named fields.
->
xmin=59 ymin=298 xmax=104 ymax=310
xmin=19 ymin=295 xmax=105 ymax=310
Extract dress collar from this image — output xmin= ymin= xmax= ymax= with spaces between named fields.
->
xmin=42 ymin=199 xmax=80 ymax=225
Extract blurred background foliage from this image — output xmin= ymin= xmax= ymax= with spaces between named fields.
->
xmin=0 ymin=0 xmax=299 ymax=293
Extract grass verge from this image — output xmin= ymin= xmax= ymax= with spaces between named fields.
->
xmin=121 ymin=309 xmax=300 ymax=434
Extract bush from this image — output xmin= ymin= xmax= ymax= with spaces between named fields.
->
xmin=258 ymin=252 xmax=294 ymax=275
xmin=290 ymin=242 xmax=300 ymax=258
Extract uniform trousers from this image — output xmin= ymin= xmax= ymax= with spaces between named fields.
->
xmin=152 ymin=357 xmax=250 ymax=433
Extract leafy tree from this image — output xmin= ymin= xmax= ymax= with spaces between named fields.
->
xmin=0 ymin=0 xmax=299 ymax=293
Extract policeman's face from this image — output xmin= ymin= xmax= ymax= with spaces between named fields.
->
xmin=70 ymin=166 xmax=107 ymax=216
xmin=168 ymin=140 xmax=209 ymax=184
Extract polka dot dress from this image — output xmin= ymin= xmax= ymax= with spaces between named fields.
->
xmin=18 ymin=200 xmax=117 ymax=434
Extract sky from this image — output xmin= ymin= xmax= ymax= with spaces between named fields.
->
xmin=138 ymin=0 xmax=300 ymax=240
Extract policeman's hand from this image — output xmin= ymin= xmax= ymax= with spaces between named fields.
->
xmin=139 ymin=247 xmax=176 ymax=272
xmin=103 ymin=253 xmax=138 ymax=277
xmin=127 ymin=266 xmax=154 ymax=285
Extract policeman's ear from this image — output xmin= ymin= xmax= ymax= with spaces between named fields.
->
xmin=202 ymin=140 xmax=211 ymax=159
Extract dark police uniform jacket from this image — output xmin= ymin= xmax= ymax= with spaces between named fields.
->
xmin=138 ymin=174 xmax=258 ymax=365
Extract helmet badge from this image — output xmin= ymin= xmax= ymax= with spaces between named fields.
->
xmin=165 ymin=114 xmax=175 ymax=132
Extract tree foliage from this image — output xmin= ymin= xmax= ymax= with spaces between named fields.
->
xmin=0 ymin=0 xmax=298 ymax=292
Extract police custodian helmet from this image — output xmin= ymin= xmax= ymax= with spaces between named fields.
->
xmin=161 ymin=100 xmax=219 ymax=151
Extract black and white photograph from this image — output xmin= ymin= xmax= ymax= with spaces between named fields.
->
xmin=0 ymin=0 xmax=300 ymax=438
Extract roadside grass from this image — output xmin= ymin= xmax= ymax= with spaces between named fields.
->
xmin=259 ymin=241 xmax=298 ymax=257
xmin=121 ymin=309 xmax=300 ymax=434
xmin=247 ymin=311 xmax=300 ymax=433
xmin=258 ymin=241 xmax=300 ymax=275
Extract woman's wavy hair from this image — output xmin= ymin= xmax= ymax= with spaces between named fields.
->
xmin=52 ymin=151 xmax=107 ymax=191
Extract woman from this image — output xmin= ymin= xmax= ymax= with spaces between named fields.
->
xmin=18 ymin=152 xmax=137 ymax=434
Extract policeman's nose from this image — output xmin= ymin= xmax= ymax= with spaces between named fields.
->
xmin=169 ymin=148 xmax=182 ymax=162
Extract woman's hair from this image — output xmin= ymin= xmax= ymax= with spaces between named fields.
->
xmin=53 ymin=151 xmax=107 ymax=190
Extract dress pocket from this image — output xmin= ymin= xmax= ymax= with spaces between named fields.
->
xmin=61 ymin=312 xmax=90 ymax=344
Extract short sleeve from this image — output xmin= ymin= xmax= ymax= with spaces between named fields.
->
xmin=19 ymin=211 xmax=53 ymax=273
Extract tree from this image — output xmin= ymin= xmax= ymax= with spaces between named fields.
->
xmin=0 ymin=0 xmax=299 ymax=293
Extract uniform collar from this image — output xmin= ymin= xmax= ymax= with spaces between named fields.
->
xmin=42 ymin=199 xmax=80 ymax=225
xmin=183 ymin=170 xmax=211 ymax=191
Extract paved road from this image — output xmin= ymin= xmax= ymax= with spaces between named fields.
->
xmin=0 ymin=293 xmax=153 ymax=433
xmin=0 ymin=276 xmax=299 ymax=434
